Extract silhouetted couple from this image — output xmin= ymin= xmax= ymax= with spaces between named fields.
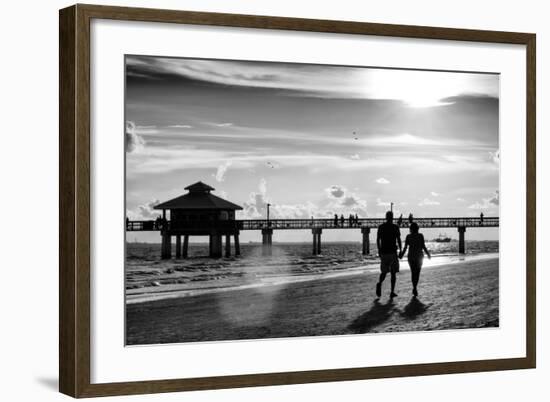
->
xmin=376 ymin=211 xmax=431 ymax=298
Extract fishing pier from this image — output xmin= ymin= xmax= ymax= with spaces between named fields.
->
xmin=126 ymin=181 xmax=499 ymax=259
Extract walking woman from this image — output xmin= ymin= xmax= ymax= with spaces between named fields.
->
xmin=399 ymin=222 xmax=431 ymax=297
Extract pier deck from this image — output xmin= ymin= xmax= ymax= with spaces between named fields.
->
xmin=126 ymin=217 xmax=498 ymax=259
xmin=127 ymin=217 xmax=499 ymax=232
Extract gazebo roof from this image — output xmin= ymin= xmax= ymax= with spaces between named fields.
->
xmin=154 ymin=181 xmax=243 ymax=211
xmin=184 ymin=181 xmax=215 ymax=193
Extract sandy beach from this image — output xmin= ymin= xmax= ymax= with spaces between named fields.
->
xmin=126 ymin=257 xmax=498 ymax=345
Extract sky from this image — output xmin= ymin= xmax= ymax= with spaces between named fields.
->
xmin=125 ymin=55 xmax=499 ymax=242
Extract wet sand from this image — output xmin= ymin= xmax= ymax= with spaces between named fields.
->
xmin=126 ymin=258 xmax=498 ymax=345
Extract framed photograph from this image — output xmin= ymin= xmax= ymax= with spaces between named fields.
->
xmin=59 ymin=4 xmax=536 ymax=398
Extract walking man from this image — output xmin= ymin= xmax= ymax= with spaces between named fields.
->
xmin=376 ymin=211 xmax=402 ymax=298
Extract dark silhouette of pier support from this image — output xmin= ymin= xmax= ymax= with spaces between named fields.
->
xmin=234 ymin=231 xmax=240 ymax=256
xmin=225 ymin=234 xmax=231 ymax=257
xmin=362 ymin=227 xmax=371 ymax=255
xmin=209 ymin=233 xmax=223 ymax=258
xmin=182 ymin=235 xmax=189 ymax=258
xmin=262 ymin=228 xmax=273 ymax=256
xmin=136 ymin=214 xmax=498 ymax=260
xmin=312 ymin=228 xmax=322 ymax=255
xmin=175 ymin=235 xmax=181 ymax=258
xmin=161 ymin=234 xmax=171 ymax=259
xmin=458 ymin=226 xmax=466 ymax=254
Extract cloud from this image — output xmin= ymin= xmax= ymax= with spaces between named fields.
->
xmin=126 ymin=199 xmax=160 ymax=220
xmin=456 ymin=197 xmax=465 ymax=202
xmin=468 ymin=190 xmax=499 ymax=210
xmin=418 ymin=198 xmax=440 ymax=206
xmin=349 ymin=154 xmax=360 ymax=160
xmin=430 ymin=191 xmax=440 ymax=197
xmin=240 ymin=181 xmax=368 ymax=219
xmin=241 ymin=178 xmax=269 ymax=219
xmin=375 ymin=177 xmax=390 ymax=184
xmin=126 ymin=56 xmax=498 ymax=101
xmin=325 ymin=185 xmax=345 ymax=199
xmin=208 ymin=122 xmax=234 ymax=127
xmin=376 ymin=198 xmax=391 ymax=207
xmin=213 ymin=161 xmax=232 ymax=182
xmin=324 ymin=187 xmax=367 ymax=217
xmin=168 ymin=124 xmax=193 ymax=128
xmin=259 ymin=177 xmax=267 ymax=195
xmin=490 ymin=190 xmax=500 ymax=205
xmin=125 ymin=121 xmax=146 ymax=153
xmin=271 ymin=202 xmax=318 ymax=219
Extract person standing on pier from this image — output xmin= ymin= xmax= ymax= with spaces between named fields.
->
xmin=334 ymin=214 xmax=339 ymax=227
xmin=376 ymin=211 xmax=402 ymax=298
xmin=399 ymin=222 xmax=431 ymax=297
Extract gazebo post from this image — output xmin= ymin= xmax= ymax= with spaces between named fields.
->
xmin=210 ymin=233 xmax=222 ymax=258
xmin=225 ymin=234 xmax=231 ymax=257
xmin=234 ymin=231 xmax=240 ymax=256
xmin=161 ymin=234 xmax=171 ymax=259
xmin=182 ymin=235 xmax=189 ymax=258
xmin=175 ymin=235 xmax=181 ymax=258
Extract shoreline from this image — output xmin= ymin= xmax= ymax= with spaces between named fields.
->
xmin=126 ymin=252 xmax=498 ymax=305
xmin=126 ymin=257 xmax=499 ymax=345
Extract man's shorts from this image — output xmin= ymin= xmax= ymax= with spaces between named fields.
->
xmin=380 ymin=253 xmax=400 ymax=274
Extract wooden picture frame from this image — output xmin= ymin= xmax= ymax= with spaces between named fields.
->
xmin=59 ymin=3 xmax=536 ymax=398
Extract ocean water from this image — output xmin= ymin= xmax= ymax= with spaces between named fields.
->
xmin=125 ymin=241 xmax=499 ymax=303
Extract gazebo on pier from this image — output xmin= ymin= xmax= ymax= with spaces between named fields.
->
xmin=154 ymin=181 xmax=243 ymax=259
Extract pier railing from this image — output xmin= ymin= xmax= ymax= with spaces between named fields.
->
xmin=239 ymin=217 xmax=498 ymax=230
xmin=126 ymin=217 xmax=499 ymax=232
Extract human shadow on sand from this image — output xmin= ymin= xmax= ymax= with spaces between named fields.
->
xmin=348 ymin=299 xmax=396 ymax=333
xmin=398 ymin=297 xmax=432 ymax=320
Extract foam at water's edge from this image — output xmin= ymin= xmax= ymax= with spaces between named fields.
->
xmin=126 ymin=253 xmax=499 ymax=305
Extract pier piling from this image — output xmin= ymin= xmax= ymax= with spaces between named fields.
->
xmin=361 ymin=227 xmax=371 ymax=255
xmin=130 ymin=215 xmax=497 ymax=260
xmin=210 ymin=234 xmax=222 ymax=258
xmin=312 ymin=228 xmax=322 ymax=255
xmin=183 ymin=235 xmax=189 ymax=258
xmin=234 ymin=231 xmax=241 ymax=256
xmin=161 ymin=234 xmax=171 ymax=259
xmin=458 ymin=226 xmax=466 ymax=254
xmin=175 ymin=235 xmax=181 ymax=258
xmin=262 ymin=228 xmax=273 ymax=256
xmin=225 ymin=234 xmax=231 ymax=257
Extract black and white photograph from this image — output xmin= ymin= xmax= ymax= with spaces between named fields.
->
xmin=124 ymin=55 xmax=500 ymax=345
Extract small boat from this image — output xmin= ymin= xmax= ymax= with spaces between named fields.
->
xmin=434 ymin=233 xmax=452 ymax=243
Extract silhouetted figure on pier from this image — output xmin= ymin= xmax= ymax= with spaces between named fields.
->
xmin=397 ymin=214 xmax=403 ymax=226
xmin=349 ymin=214 xmax=354 ymax=227
xmin=334 ymin=214 xmax=339 ymax=227
xmin=340 ymin=214 xmax=345 ymax=227
xmin=408 ymin=213 xmax=414 ymax=224
xmin=126 ymin=217 xmax=130 ymax=229
xmin=400 ymin=222 xmax=431 ymax=297
xmin=376 ymin=211 xmax=402 ymax=299
xmin=480 ymin=212 xmax=484 ymax=224
xmin=355 ymin=214 xmax=359 ymax=225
